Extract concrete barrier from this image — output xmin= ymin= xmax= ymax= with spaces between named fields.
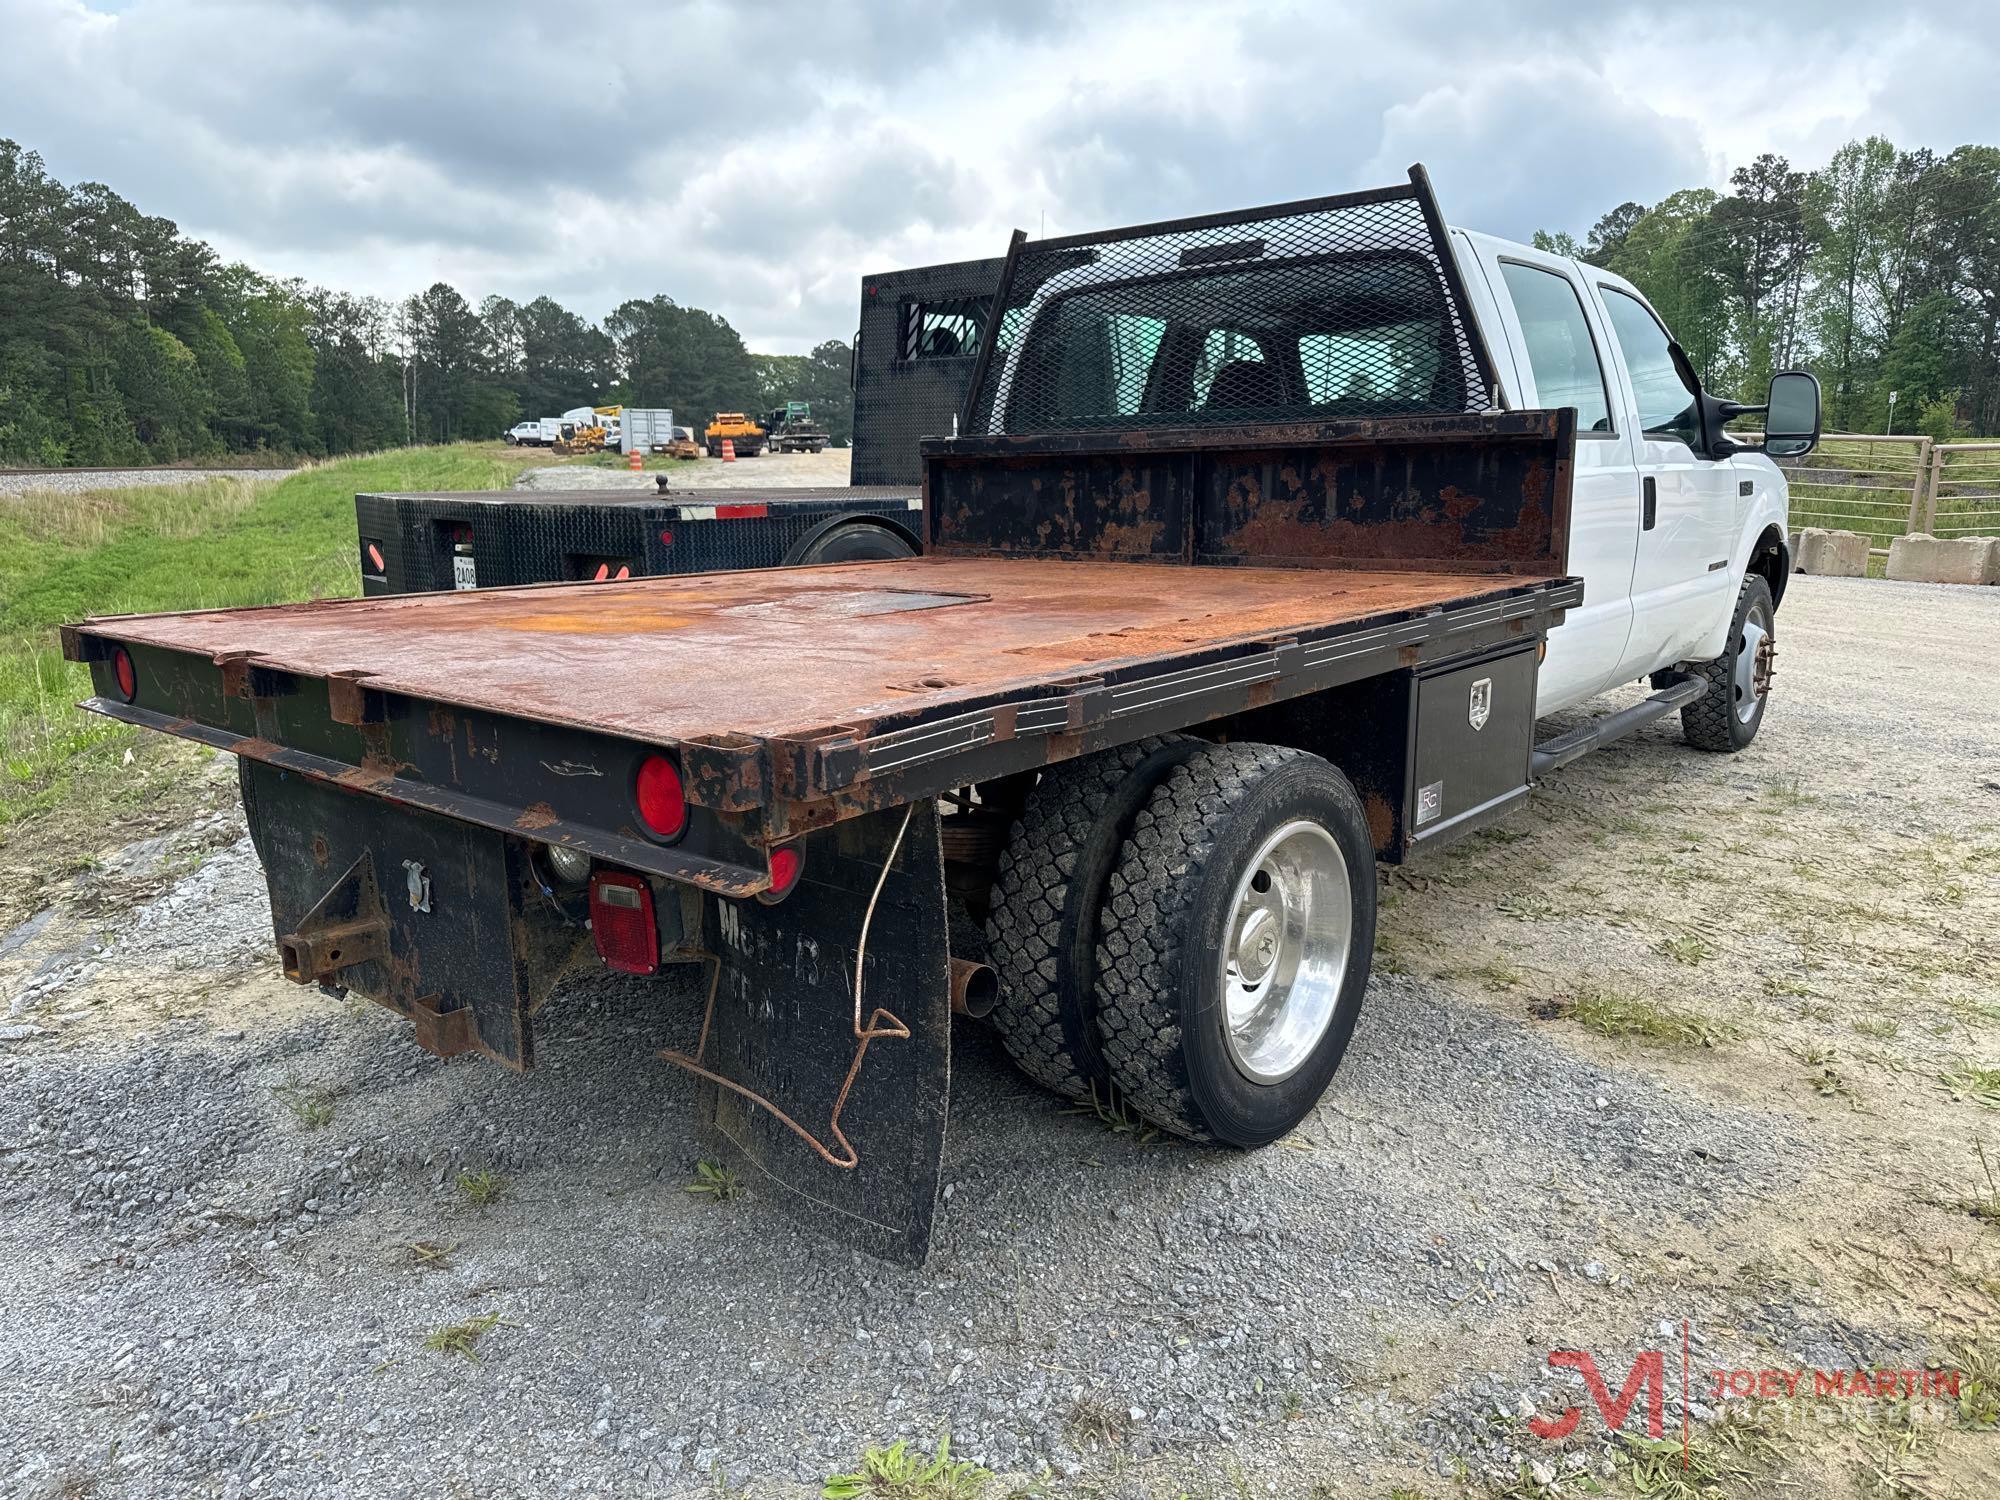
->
xmin=1796 ymin=528 xmax=1870 ymax=577
xmin=1885 ymin=533 xmax=1999 ymax=585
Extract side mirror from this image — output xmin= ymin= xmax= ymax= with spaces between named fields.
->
xmin=1762 ymin=371 xmax=1821 ymax=458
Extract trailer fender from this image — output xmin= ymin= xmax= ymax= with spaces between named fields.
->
xmin=781 ymin=515 xmax=921 ymax=567
xmin=684 ymin=799 xmax=952 ymax=1266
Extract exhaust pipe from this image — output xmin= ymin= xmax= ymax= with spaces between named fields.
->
xmin=949 ymin=958 xmax=997 ymax=1018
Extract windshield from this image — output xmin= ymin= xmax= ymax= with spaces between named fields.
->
xmin=1000 ymin=252 xmax=1466 ymax=433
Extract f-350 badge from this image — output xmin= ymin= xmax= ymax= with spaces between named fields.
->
xmin=1469 ymin=677 xmax=1492 ymax=731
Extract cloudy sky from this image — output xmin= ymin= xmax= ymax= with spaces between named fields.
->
xmin=3 ymin=0 xmax=1993 ymax=352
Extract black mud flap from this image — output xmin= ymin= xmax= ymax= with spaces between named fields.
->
xmin=693 ymin=800 xmax=951 ymax=1266
xmin=240 ymin=761 xmax=587 ymax=1067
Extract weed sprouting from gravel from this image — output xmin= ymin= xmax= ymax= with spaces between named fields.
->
xmin=1064 ymin=1393 xmax=1129 ymax=1449
xmin=1949 ymin=1335 xmax=2000 ymax=1429
xmin=1532 ymin=988 xmax=1737 ymax=1047
xmin=271 ymin=1073 xmax=336 ymax=1131
xmin=1064 ymin=1082 xmax=1158 ymax=1144
xmin=1943 ymin=1063 xmax=2000 ymax=1108
xmin=422 ymin=1311 xmax=506 ymax=1362
xmin=822 ymin=1433 xmax=989 ymax=1498
xmin=1800 ymin=1046 xmax=1857 ymax=1101
xmin=685 ymin=1159 xmax=741 ymax=1202
xmin=1852 ymin=1017 xmax=1901 ymax=1040
xmin=1656 ymin=934 xmax=1713 ymax=966
xmin=454 ymin=1168 xmax=510 ymax=1208
xmin=406 ymin=1240 xmax=456 ymax=1270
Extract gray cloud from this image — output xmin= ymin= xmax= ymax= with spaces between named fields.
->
xmin=2 ymin=0 xmax=1991 ymax=351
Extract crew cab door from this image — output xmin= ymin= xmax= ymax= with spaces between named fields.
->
xmin=1587 ymin=280 xmax=1740 ymax=677
xmin=1470 ymin=242 xmax=1638 ymax=714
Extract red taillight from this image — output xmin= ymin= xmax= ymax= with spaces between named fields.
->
xmin=112 ymin=647 xmax=137 ymax=701
xmin=364 ymin=541 xmax=386 ymax=572
xmin=589 ymin=872 xmax=658 ymax=975
xmin=593 ymin=562 xmax=609 ymax=581
xmin=633 ymin=755 xmax=687 ymax=840
xmin=760 ymin=844 xmax=804 ymax=903
xmin=715 ymin=502 xmax=768 ymax=519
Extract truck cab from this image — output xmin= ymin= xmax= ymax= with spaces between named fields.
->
xmin=1446 ymin=231 xmax=1796 ymax=718
xmin=974 ymin=202 xmax=1816 ymax=745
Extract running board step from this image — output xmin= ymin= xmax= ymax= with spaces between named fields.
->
xmin=1530 ymin=676 xmax=1707 ymax=777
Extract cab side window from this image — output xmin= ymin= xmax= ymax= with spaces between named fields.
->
xmin=1599 ymin=288 xmax=1702 ymax=449
xmin=1498 ymin=262 xmax=1612 ymax=434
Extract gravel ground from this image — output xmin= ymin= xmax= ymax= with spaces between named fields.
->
xmin=2 ymin=574 xmax=1997 ymax=1499
xmin=0 ymin=468 xmax=295 ymax=497
xmin=511 ymin=447 xmax=855 ymax=492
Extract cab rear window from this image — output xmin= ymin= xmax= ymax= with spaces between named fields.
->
xmin=1002 ymin=253 xmax=1468 ymax=432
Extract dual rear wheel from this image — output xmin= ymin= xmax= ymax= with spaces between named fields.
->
xmin=984 ymin=741 xmax=1377 ymax=1145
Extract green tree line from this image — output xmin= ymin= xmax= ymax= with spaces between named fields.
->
xmin=0 ymin=140 xmax=854 ymax=466
xmin=1535 ymin=136 xmax=2000 ymax=437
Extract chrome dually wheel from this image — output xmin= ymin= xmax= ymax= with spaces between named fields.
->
xmin=1220 ymin=820 xmax=1353 ymax=1084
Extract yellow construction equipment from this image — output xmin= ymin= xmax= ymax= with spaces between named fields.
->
xmin=704 ymin=412 xmax=766 ymax=457
xmin=552 ymin=421 xmax=608 ymax=456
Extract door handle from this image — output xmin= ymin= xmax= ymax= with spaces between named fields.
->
xmin=1642 ymin=476 xmax=1657 ymax=531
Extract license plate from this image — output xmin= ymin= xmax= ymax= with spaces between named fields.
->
xmin=452 ymin=554 xmax=477 ymax=590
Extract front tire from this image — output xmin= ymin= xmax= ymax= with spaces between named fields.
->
xmin=1095 ymin=744 xmax=1376 ymax=1145
xmin=1678 ymin=574 xmax=1774 ymax=752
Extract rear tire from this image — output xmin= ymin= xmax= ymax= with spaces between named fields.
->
xmin=1678 ymin=574 xmax=1774 ymax=752
xmin=1095 ymin=744 xmax=1376 ymax=1144
xmin=984 ymin=737 xmax=1202 ymax=1102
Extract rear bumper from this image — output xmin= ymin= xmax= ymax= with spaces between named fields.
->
xmin=239 ymin=760 xmax=587 ymax=1068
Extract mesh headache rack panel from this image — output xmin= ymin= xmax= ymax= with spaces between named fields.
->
xmin=961 ymin=164 xmax=1499 ymax=437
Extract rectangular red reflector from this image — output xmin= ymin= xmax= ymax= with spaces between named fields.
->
xmin=715 ymin=503 xmax=768 ymax=519
xmin=589 ymin=872 xmax=658 ymax=975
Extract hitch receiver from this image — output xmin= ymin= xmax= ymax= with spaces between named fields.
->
xmin=279 ymin=854 xmax=391 ymax=983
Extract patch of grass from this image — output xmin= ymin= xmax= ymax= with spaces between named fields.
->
xmin=454 ymin=1168 xmax=510 ymax=1208
xmin=1948 ymin=1335 xmax=2000 ymax=1429
xmin=1761 ymin=774 xmax=1818 ymax=810
xmin=1617 ymin=1410 xmax=1780 ymax=1499
xmin=406 ymin=1240 xmax=456 ymax=1270
xmin=1532 ymin=988 xmax=1738 ymax=1048
xmin=0 ymin=444 xmax=549 ymax=826
xmin=271 ymin=1073 xmax=337 ymax=1132
xmin=421 ymin=1311 xmax=506 ymax=1363
xmin=1943 ymin=1064 xmax=2000 ymax=1109
xmin=1800 ymin=1046 xmax=1857 ymax=1101
xmin=1944 ymin=996 xmax=2000 ymax=1026
xmin=684 ymin=1159 xmax=741 ymax=1202
xmin=1063 ymin=1082 xmax=1158 ymax=1144
xmin=1851 ymin=1017 xmax=1901 ymax=1040
xmin=1656 ymin=934 xmax=1714 ymax=966
xmin=823 ymin=1434 xmax=989 ymax=1499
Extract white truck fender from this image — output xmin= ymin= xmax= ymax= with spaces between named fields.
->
xmin=1686 ymin=464 xmax=1792 ymax=662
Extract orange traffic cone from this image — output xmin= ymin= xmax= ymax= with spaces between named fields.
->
xmin=720 ymin=437 xmax=736 ymax=463
xmin=627 ymin=444 xmax=642 ymax=471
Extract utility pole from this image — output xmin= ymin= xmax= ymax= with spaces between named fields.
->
xmin=1885 ymin=389 xmax=1898 ymax=435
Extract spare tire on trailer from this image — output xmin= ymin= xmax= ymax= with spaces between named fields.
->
xmin=784 ymin=521 xmax=916 ymax=566
xmin=983 ymin=737 xmax=1203 ymax=1102
xmin=1095 ymin=742 xmax=1377 ymax=1145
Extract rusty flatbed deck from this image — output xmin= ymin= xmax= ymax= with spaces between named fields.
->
xmin=76 ymin=556 xmax=1538 ymax=747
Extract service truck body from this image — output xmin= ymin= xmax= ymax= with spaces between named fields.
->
xmin=64 ymin=169 xmax=1817 ymax=1264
